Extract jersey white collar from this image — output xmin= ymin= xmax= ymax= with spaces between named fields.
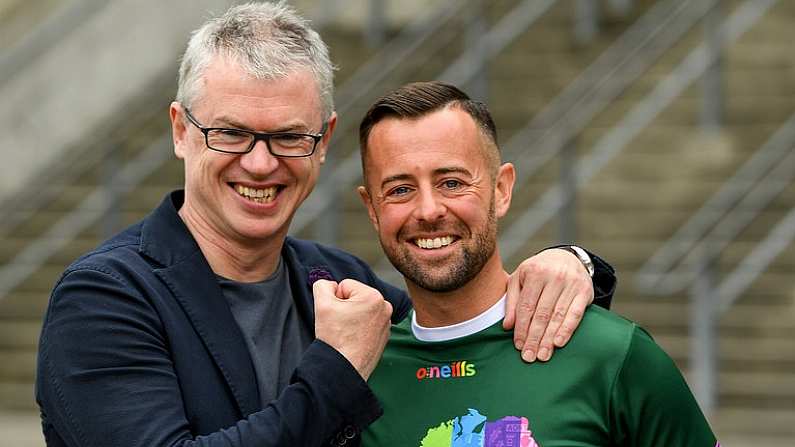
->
xmin=411 ymin=294 xmax=506 ymax=342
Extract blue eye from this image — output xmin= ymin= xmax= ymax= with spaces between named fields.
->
xmin=390 ymin=186 xmax=411 ymax=196
xmin=442 ymin=180 xmax=461 ymax=189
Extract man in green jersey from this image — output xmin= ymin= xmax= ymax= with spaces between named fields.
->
xmin=329 ymin=81 xmax=718 ymax=446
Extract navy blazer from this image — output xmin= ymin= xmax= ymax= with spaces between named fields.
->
xmin=37 ymin=191 xmax=411 ymax=446
xmin=36 ymin=191 xmax=615 ymax=447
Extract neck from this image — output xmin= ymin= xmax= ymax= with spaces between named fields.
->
xmin=408 ymin=251 xmax=509 ymax=328
xmin=179 ymin=204 xmax=284 ymax=283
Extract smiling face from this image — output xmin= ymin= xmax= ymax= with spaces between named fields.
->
xmin=359 ymin=107 xmax=514 ymax=293
xmin=170 ymin=56 xmax=336 ymax=249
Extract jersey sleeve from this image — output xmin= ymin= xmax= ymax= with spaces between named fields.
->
xmin=609 ymin=326 xmax=719 ymax=447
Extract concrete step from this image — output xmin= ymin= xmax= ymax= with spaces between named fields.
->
xmin=0 ymin=380 xmax=36 ymax=411
xmin=713 ymin=407 xmax=795 ymax=438
xmin=0 ymin=236 xmax=101 ymax=266
xmin=0 ymin=410 xmax=43 ymax=446
xmin=0 ymin=349 xmax=35 ymax=382
xmin=617 ymin=302 xmax=795 ymax=336
xmin=6 ymin=209 xmax=150 ymax=238
xmin=0 ymin=292 xmax=50 ymax=319
xmin=653 ymin=333 xmax=795 ymax=368
xmin=719 ymin=371 xmax=795 ymax=409
xmin=0 ymin=320 xmax=40 ymax=350
xmin=8 ymin=265 xmax=64 ymax=294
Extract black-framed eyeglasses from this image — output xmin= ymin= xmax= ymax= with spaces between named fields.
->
xmin=183 ymin=107 xmax=328 ymax=158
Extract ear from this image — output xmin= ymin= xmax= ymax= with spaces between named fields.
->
xmin=316 ymin=111 xmax=337 ymax=164
xmin=357 ymin=185 xmax=380 ymax=231
xmin=494 ymin=162 xmax=515 ymax=219
xmin=170 ymin=102 xmax=188 ymax=160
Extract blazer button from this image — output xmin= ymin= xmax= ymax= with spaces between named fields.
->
xmin=343 ymin=425 xmax=357 ymax=439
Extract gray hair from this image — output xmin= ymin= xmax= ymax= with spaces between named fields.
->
xmin=176 ymin=1 xmax=335 ymax=119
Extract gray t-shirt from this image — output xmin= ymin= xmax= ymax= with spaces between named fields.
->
xmin=217 ymin=257 xmax=313 ymax=407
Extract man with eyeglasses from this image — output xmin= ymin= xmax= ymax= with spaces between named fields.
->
xmin=36 ymin=3 xmax=616 ymax=447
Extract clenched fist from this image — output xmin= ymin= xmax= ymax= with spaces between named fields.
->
xmin=313 ymin=279 xmax=393 ymax=380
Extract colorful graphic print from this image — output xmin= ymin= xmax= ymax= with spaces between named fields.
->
xmin=420 ymin=408 xmax=538 ymax=447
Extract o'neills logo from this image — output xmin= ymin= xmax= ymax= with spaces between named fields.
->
xmin=416 ymin=361 xmax=476 ymax=381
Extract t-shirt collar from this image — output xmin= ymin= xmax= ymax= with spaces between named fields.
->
xmin=411 ymin=294 xmax=506 ymax=342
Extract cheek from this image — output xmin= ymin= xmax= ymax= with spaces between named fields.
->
xmin=286 ymin=158 xmax=319 ymax=183
xmin=188 ymin=153 xmax=232 ymax=186
xmin=377 ymin=204 xmax=412 ymax=237
xmin=449 ymin=199 xmax=489 ymax=227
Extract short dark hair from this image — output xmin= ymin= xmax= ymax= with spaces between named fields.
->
xmin=358 ymin=81 xmax=500 ymax=182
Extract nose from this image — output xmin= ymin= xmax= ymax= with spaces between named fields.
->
xmin=413 ymin=186 xmax=447 ymax=222
xmin=238 ymin=139 xmax=279 ymax=176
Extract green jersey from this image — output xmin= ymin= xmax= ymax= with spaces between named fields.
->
xmin=363 ymin=302 xmax=718 ymax=447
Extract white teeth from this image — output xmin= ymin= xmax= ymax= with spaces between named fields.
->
xmin=235 ymin=184 xmax=278 ymax=203
xmin=415 ymin=236 xmax=454 ymax=249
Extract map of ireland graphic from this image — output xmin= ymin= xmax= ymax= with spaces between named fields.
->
xmin=419 ymin=408 xmax=539 ymax=447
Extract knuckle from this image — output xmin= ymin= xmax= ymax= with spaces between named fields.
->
xmin=569 ymin=306 xmax=585 ymax=320
xmin=533 ymin=311 xmax=552 ymax=324
xmin=519 ymin=259 xmax=543 ymax=274
xmin=383 ymin=302 xmax=393 ymax=317
xmin=526 ymin=332 xmax=542 ymax=345
xmin=518 ymin=299 xmax=537 ymax=314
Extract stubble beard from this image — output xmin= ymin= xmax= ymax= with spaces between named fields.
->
xmin=381 ymin=201 xmax=498 ymax=293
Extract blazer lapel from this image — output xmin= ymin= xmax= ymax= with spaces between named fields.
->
xmin=156 ymin=251 xmax=261 ymax=417
xmin=142 ymin=191 xmax=260 ymax=416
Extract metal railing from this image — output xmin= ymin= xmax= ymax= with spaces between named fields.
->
xmin=0 ymin=0 xmax=116 ymax=236
xmin=0 ymin=134 xmax=173 ymax=301
xmin=635 ymin=113 xmax=794 ymax=415
xmin=0 ymin=0 xmax=465 ymax=302
xmin=497 ymin=0 xmax=777 ymax=263
xmin=0 ymin=0 xmax=109 ymax=87
xmin=490 ymin=0 xmax=779 ymax=417
xmin=293 ymin=0 xmax=564 ymax=241
xmin=371 ymin=0 xmax=720 ymax=281
xmin=636 ymin=113 xmax=795 ymax=296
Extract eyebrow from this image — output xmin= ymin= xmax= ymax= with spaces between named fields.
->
xmin=434 ymin=166 xmax=471 ymax=177
xmin=212 ymin=115 xmax=309 ymax=133
xmin=379 ymin=166 xmax=472 ymax=190
xmin=380 ymin=174 xmax=413 ymax=190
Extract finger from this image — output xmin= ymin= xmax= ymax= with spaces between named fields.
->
xmin=535 ymin=287 xmax=576 ymax=361
xmin=312 ymin=279 xmax=338 ymax=298
xmin=520 ymin=279 xmax=563 ymax=362
xmin=502 ymin=271 xmax=523 ymax=330
xmin=553 ymin=284 xmax=591 ymax=347
xmin=337 ymin=278 xmax=370 ymax=300
xmin=512 ymin=273 xmax=543 ymax=351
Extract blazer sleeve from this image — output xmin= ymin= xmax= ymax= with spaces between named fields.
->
xmin=588 ymin=250 xmax=616 ymax=310
xmin=37 ymin=266 xmax=380 ymax=447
